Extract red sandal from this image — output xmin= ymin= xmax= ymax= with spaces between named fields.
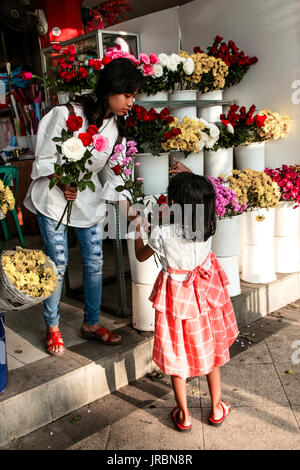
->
xmin=208 ymin=401 xmax=231 ymax=426
xmin=171 ymin=406 xmax=192 ymax=432
xmin=80 ymin=326 xmax=121 ymax=345
xmin=46 ymin=330 xmax=65 ymax=357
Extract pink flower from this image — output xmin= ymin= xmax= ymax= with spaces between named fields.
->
xmin=21 ymin=72 xmax=32 ymax=80
xmin=143 ymin=64 xmax=154 ymax=76
xmin=137 ymin=177 xmax=144 ymax=182
xmin=139 ymin=53 xmax=150 ymax=65
xmin=92 ymin=134 xmax=109 ymax=152
xmin=123 ymin=169 xmax=131 ymax=176
xmin=149 ymin=53 xmax=159 ymax=64
xmin=135 ymin=162 xmax=141 ymax=166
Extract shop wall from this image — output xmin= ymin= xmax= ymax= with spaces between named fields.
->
xmin=107 ymin=7 xmax=180 ymax=55
xmin=178 ymin=0 xmax=300 ymax=167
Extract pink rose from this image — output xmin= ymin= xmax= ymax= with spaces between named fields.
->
xmin=143 ymin=64 xmax=154 ymax=76
xmin=139 ymin=53 xmax=150 ymax=65
xmin=149 ymin=53 xmax=159 ymax=64
xmin=92 ymin=134 xmax=109 ymax=152
xmin=21 ymin=72 xmax=32 ymax=80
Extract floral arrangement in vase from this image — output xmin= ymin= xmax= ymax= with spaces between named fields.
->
xmin=208 ymin=176 xmax=247 ymax=218
xmin=152 ymin=52 xmax=195 ymax=92
xmin=0 ymin=180 xmax=15 ymax=218
xmin=126 ymin=105 xmax=181 ymax=156
xmin=220 ymin=104 xmax=267 ymax=146
xmin=264 ymin=165 xmax=300 ymax=207
xmin=161 ymin=116 xmax=219 ymax=155
xmin=179 ymin=50 xmax=229 ymax=93
xmin=226 ymin=169 xmax=281 ymax=219
xmin=194 ymin=35 xmax=258 ymax=87
xmin=257 ymin=109 xmax=292 ymax=141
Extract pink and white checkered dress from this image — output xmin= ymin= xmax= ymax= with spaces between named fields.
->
xmin=149 ymin=251 xmax=239 ymax=379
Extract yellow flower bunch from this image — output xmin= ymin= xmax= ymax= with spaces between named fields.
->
xmin=180 ymin=50 xmax=228 ymax=92
xmin=226 ymin=169 xmax=281 ymax=210
xmin=0 ymin=180 xmax=15 ymax=214
xmin=2 ymin=249 xmax=58 ymax=298
xmin=258 ymin=108 xmax=292 ymax=140
xmin=162 ymin=116 xmax=206 ymax=154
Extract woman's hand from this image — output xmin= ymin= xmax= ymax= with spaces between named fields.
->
xmin=62 ymin=184 xmax=78 ymax=201
xmin=169 ymin=158 xmax=193 ymax=175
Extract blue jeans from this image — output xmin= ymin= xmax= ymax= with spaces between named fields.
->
xmin=37 ymin=211 xmax=103 ymax=327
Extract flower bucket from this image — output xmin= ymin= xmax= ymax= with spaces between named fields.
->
xmin=132 ymin=281 xmax=155 ymax=332
xmin=204 ymin=147 xmax=233 ymax=177
xmin=217 ymin=255 xmax=241 ymax=297
xmin=126 ymin=231 xmax=161 ymax=285
xmin=274 ymin=236 xmax=300 ymax=273
xmin=274 ymin=201 xmax=299 ymax=237
xmin=0 ymin=313 xmax=8 ymax=395
xmin=212 ymin=215 xmax=241 ymax=257
xmin=169 ymin=90 xmax=197 ymax=119
xmin=0 ymin=209 xmax=5 ymax=221
xmin=241 ymin=243 xmax=276 ymax=283
xmin=197 ymin=90 xmax=223 ymax=123
xmin=135 ymin=91 xmax=168 ymax=112
xmin=234 ymin=141 xmax=265 ymax=171
xmin=57 ymin=91 xmax=70 ymax=105
xmin=169 ymin=150 xmax=203 ymax=175
xmin=134 ymin=153 xmax=169 ymax=196
xmin=243 ymin=208 xmax=275 ymax=246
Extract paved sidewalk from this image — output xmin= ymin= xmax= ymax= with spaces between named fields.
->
xmin=2 ymin=300 xmax=300 ymax=451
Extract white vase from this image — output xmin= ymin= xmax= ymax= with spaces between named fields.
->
xmin=217 ymin=255 xmax=241 ymax=297
xmin=212 ymin=215 xmax=241 ymax=257
xmin=169 ymin=89 xmax=197 ymax=119
xmin=234 ymin=142 xmax=265 ymax=171
xmin=274 ymin=201 xmax=300 ymax=273
xmin=132 ymin=281 xmax=155 ymax=332
xmin=197 ymin=90 xmax=223 ymax=123
xmin=243 ymin=208 xmax=275 ymax=245
xmin=57 ymin=91 xmax=70 ymax=104
xmin=126 ymin=231 xmax=161 ymax=284
xmin=274 ymin=201 xmax=299 ymax=237
xmin=134 ymin=153 xmax=169 ymax=196
xmin=204 ymin=147 xmax=233 ymax=177
xmin=169 ymin=150 xmax=203 ymax=175
xmin=135 ymin=91 xmax=168 ymax=112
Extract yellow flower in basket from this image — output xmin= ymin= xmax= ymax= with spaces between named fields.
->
xmin=0 ymin=180 xmax=15 ymax=215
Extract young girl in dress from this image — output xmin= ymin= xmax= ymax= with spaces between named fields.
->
xmin=134 ymin=172 xmax=239 ymax=430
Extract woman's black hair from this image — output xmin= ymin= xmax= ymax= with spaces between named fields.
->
xmin=73 ymin=58 xmax=145 ymax=137
xmin=167 ymin=172 xmax=217 ymax=242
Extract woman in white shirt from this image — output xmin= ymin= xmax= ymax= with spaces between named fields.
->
xmin=24 ymin=58 xmax=144 ymax=356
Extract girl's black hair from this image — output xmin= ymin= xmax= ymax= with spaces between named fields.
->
xmin=167 ymin=172 xmax=217 ymax=242
xmin=73 ymin=58 xmax=145 ymax=137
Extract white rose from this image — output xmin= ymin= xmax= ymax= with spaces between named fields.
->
xmin=183 ymin=57 xmax=194 ymax=75
xmin=61 ymin=137 xmax=86 ymax=162
xmin=170 ymin=53 xmax=181 ymax=65
xmin=153 ymin=63 xmax=164 ymax=78
xmin=199 ymin=117 xmax=209 ymax=127
xmin=205 ymin=137 xmax=216 ymax=149
xmin=158 ymin=53 xmax=169 ymax=67
xmin=227 ymin=123 xmax=234 ymax=134
xmin=207 ymin=123 xmax=220 ymax=138
xmin=167 ymin=57 xmax=178 ymax=72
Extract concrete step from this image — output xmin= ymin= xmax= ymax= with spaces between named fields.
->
xmin=0 ymin=270 xmax=300 ymax=447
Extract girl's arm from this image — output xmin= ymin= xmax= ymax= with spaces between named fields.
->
xmin=135 ymin=220 xmax=155 ymax=262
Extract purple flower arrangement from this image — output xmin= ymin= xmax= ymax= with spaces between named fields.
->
xmin=208 ymin=176 xmax=247 ymax=218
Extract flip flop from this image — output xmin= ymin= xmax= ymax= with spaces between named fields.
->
xmin=80 ymin=326 xmax=121 ymax=345
xmin=171 ymin=406 xmax=192 ymax=432
xmin=208 ymin=401 xmax=231 ymax=426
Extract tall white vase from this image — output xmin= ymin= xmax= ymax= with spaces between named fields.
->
xmin=234 ymin=142 xmax=265 ymax=171
xmin=204 ymin=147 xmax=233 ymax=177
xmin=134 ymin=153 xmax=169 ymax=196
xmin=197 ymin=90 xmax=223 ymax=123
xmin=241 ymin=208 xmax=276 ymax=283
xmin=169 ymin=90 xmax=197 ymax=119
xmin=274 ymin=201 xmax=300 ymax=273
xmin=135 ymin=91 xmax=168 ymax=113
xmin=217 ymin=256 xmax=241 ymax=297
xmin=126 ymin=231 xmax=161 ymax=284
xmin=132 ymin=282 xmax=155 ymax=331
xmin=169 ymin=151 xmax=203 ymax=175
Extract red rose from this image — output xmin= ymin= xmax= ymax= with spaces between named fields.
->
xmin=167 ymin=116 xmax=174 ymax=123
xmin=126 ymin=117 xmax=136 ymax=127
xmin=193 ymin=46 xmax=202 ymax=53
xmin=211 ymin=46 xmax=218 ymax=55
xmin=66 ymin=115 xmax=83 ymax=132
xmin=102 ymin=56 xmax=111 ymax=66
xmin=230 ymin=104 xmax=239 ymax=113
xmin=71 ymin=70 xmax=77 ymax=78
xmin=164 ymin=132 xmax=172 ymax=140
xmin=160 ymin=107 xmax=170 ymax=120
xmin=254 ymin=115 xmax=266 ymax=128
xmin=81 ymin=70 xmax=88 ymax=79
xmin=157 ymin=194 xmax=167 ymax=205
xmin=87 ymin=125 xmax=98 ymax=136
xmin=215 ymin=35 xmax=223 ymax=43
xmin=171 ymin=128 xmax=182 ymax=136
xmin=240 ymin=106 xmax=246 ymax=119
xmin=78 ymin=132 xmax=92 ymax=147
xmin=112 ymin=164 xmax=121 ymax=175
xmin=93 ymin=59 xmax=102 ymax=70
xmin=245 ymin=117 xmax=254 ymax=126
xmin=52 ymin=43 xmax=62 ymax=52
xmin=88 ymin=58 xmax=94 ymax=66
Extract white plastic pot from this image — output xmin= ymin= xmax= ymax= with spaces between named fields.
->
xmin=169 ymin=89 xmax=197 ymax=119
xmin=204 ymin=147 xmax=233 ymax=177
xmin=274 ymin=201 xmax=299 ymax=237
xmin=274 ymin=236 xmax=300 ymax=273
xmin=132 ymin=281 xmax=155 ymax=331
xmin=135 ymin=91 xmax=168 ymax=112
xmin=212 ymin=215 xmax=241 ymax=257
xmin=234 ymin=142 xmax=265 ymax=171
xmin=217 ymin=255 xmax=241 ymax=297
xmin=243 ymin=208 xmax=275 ymax=246
xmin=197 ymin=90 xmax=223 ymax=123
xmin=241 ymin=243 xmax=276 ymax=284
xmin=169 ymin=151 xmax=203 ymax=175
xmin=134 ymin=153 xmax=169 ymax=196
xmin=126 ymin=231 xmax=161 ymax=285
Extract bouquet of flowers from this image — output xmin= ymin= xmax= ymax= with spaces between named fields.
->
xmin=257 ymin=109 xmax=292 ymax=141
xmin=208 ymin=176 xmax=247 ymax=218
xmin=0 ymin=247 xmax=58 ymax=311
xmin=226 ymin=169 xmax=281 ymax=218
xmin=0 ymin=180 xmax=15 ymax=219
xmin=180 ymin=50 xmax=228 ymax=93
xmin=103 ymin=46 xmax=158 ymax=78
xmin=50 ymin=113 xmax=109 ymax=230
xmin=126 ymin=105 xmax=181 ymax=155
xmin=265 ymin=165 xmax=300 ymax=207
xmin=161 ymin=116 xmax=219 ymax=155
xmin=149 ymin=52 xmax=195 ymax=92
xmin=194 ymin=35 xmax=258 ymax=88
xmin=220 ymin=104 xmax=267 ymax=146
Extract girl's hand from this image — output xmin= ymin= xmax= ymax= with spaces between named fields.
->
xmin=169 ymin=158 xmax=193 ymax=175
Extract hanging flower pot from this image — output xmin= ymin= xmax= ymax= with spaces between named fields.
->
xmin=169 ymin=89 xmax=198 ymax=119
xmin=134 ymin=153 xmax=169 ymax=196
xmin=169 ymin=151 xmax=203 ymax=175
xmin=234 ymin=141 xmax=265 ymax=171
xmin=197 ymin=90 xmax=223 ymax=123
xmin=204 ymin=147 xmax=233 ymax=177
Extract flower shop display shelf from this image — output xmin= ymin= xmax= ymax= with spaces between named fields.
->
xmin=134 ymin=99 xmax=235 ymax=108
